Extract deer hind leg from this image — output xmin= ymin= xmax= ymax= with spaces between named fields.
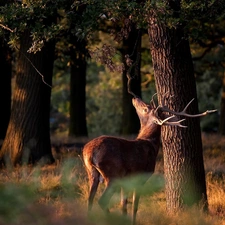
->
xmin=87 ymin=167 xmax=100 ymax=211
xmin=121 ymin=188 xmax=128 ymax=215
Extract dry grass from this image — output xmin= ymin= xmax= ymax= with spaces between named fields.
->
xmin=202 ymin=133 xmax=225 ymax=223
xmin=0 ymin=133 xmax=224 ymax=224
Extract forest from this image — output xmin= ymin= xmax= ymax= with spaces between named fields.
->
xmin=0 ymin=0 xmax=225 ymax=224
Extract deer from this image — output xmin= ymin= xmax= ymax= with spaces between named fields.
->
xmin=82 ymin=79 xmax=216 ymax=225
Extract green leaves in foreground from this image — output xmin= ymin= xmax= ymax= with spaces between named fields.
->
xmin=113 ymin=173 xmax=165 ymax=196
xmin=0 ymin=183 xmax=36 ymax=222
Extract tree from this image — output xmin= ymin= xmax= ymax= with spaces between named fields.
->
xmin=0 ymin=0 xmax=72 ymax=165
xmin=147 ymin=1 xmax=209 ymax=212
xmin=0 ymin=0 xmax=13 ymax=144
xmin=69 ymin=37 xmax=88 ymax=137
xmin=120 ymin=22 xmax=142 ymax=135
xmin=0 ymin=38 xmax=11 ymax=142
xmin=0 ymin=30 xmax=55 ymax=165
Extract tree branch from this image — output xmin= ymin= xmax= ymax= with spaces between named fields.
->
xmin=0 ymin=23 xmax=14 ymax=33
xmin=192 ymin=39 xmax=225 ymax=61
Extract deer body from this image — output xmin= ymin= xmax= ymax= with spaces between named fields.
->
xmin=84 ymin=136 xmax=159 ymax=176
xmin=83 ymin=97 xmax=164 ymax=224
xmin=82 ymin=96 xmax=216 ymax=224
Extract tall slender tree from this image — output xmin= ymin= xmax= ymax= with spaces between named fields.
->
xmin=69 ymin=37 xmax=88 ymax=137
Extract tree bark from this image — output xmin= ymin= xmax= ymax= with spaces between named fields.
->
xmin=0 ymin=30 xmax=55 ymax=166
xmin=0 ymin=39 xmax=11 ymax=141
xmin=69 ymin=38 xmax=88 ymax=137
xmin=120 ymin=26 xmax=142 ymax=135
xmin=148 ymin=10 xmax=208 ymax=212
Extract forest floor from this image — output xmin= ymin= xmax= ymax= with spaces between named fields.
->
xmin=0 ymin=133 xmax=224 ymax=225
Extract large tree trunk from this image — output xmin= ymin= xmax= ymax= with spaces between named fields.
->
xmin=0 ymin=30 xmax=55 ymax=166
xmin=0 ymin=39 xmax=11 ymax=141
xmin=120 ymin=26 xmax=142 ymax=135
xmin=69 ymin=38 xmax=88 ymax=137
xmin=148 ymin=9 xmax=208 ymax=212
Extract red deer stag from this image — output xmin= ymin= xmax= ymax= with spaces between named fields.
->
xmin=82 ymin=93 xmax=216 ymax=224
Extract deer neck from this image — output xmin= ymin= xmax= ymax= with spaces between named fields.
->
xmin=136 ymin=124 xmax=161 ymax=149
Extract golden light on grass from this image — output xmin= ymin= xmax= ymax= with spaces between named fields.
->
xmin=207 ymin=173 xmax=225 ymax=219
xmin=39 ymin=173 xmax=61 ymax=191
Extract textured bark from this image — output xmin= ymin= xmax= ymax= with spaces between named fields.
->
xmin=69 ymin=38 xmax=88 ymax=137
xmin=121 ymin=26 xmax=142 ymax=135
xmin=0 ymin=39 xmax=11 ymax=141
xmin=148 ymin=10 xmax=208 ymax=212
xmin=0 ymin=30 xmax=55 ymax=166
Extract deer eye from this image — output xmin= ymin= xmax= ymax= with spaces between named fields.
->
xmin=143 ymin=107 xmax=148 ymax=113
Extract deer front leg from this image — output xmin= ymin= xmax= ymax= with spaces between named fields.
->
xmin=98 ymin=181 xmax=115 ymax=213
xmin=132 ymin=190 xmax=140 ymax=225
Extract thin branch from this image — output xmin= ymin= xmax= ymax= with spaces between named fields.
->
xmin=141 ymin=74 xmax=153 ymax=88
xmin=192 ymin=39 xmax=225 ymax=61
xmin=0 ymin=23 xmax=52 ymax=87
xmin=192 ymin=47 xmax=212 ymax=61
xmin=18 ymin=48 xmax=52 ymax=88
xmin=0 ymin=23 xmax=14 ymax=33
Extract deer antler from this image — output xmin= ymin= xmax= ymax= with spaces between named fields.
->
xmin=154 ymin=108 xmax=187 ymax=128
xmin=163 ymin=119 xmax=187 ymax=128
xmin=159 ymin=97 xmax=217 ymax=118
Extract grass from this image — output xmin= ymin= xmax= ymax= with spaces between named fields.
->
xmin=0 ymin=133 xmax=224 ymax=225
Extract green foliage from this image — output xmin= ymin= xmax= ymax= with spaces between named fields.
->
xmin=197 ymin=70 xmax=221 ymax=132
xmin=193 ymin=44 xmax=224 ymax=132
xmin=0 ymin=0 xmax=70 ymax=52
xmin=86 ymin=61 xmax=122 ymax=135
xmin=0 ymin=183 xmax=36 ymax=222
xmin=51 ymin=53 xmax=124 ymax=135
xmin=113 ymin=173 xmax=165 ymax=196
xmin=1 ymin=0 xmax=224 ymax=49
xmin=52 ymin=57 xmax=70 ymax=115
